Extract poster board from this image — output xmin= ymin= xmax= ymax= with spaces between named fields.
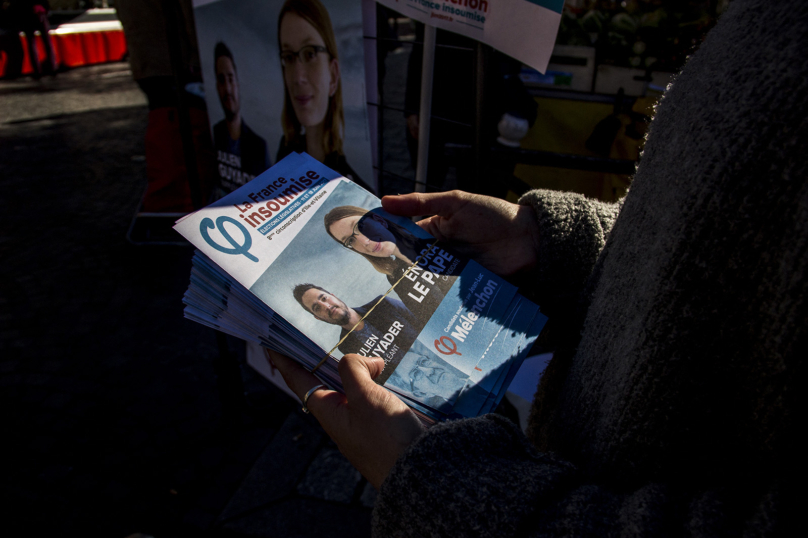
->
xmin=192 ymin=0 xmax=376 ymax=196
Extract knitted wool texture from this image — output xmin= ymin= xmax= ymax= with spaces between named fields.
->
xmin=373 ymin=0 xmax=804 ymax=535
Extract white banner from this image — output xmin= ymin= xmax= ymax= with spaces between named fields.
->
xmin=376 ymin=0 xmax=564 ymax=73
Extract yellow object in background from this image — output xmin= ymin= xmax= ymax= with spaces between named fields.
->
xmin=511 ymin=95 xmax=657 ymax=202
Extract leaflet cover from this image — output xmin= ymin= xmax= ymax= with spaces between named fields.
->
xmin=174 ymin=153 xmax=546 ymax=418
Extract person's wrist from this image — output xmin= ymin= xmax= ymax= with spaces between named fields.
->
xmin=513 ymin=203 xmax=540 ymax=274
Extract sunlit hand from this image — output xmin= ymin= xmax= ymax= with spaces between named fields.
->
xmin=382 ymin=190 xmax=540 ymax=277
xmin=267 ymin=350 xmax=425 ymax=489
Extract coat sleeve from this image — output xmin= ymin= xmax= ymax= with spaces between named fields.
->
xmin=371 ymin=414 xmax=779 ymax=538
xmin=516 ymin=189 xmax=622 ymax=311
xmin=371 ymin=414 xmax=577 ymax=538
xmin=371 ymin=415 xmax=671 ymax=538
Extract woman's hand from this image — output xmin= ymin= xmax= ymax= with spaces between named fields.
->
xmin=267 ymin=350 xmax=425 ymax=489
xmin=382 ymin=190 xmax=540 ymax=277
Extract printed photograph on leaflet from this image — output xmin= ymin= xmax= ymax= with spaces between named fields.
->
xmin=248 ymin=179 xmax=469 ymax=385
xmin=175 ymin=153 xmax=543 ymax=413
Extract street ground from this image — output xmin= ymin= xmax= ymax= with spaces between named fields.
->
xmin=0 ymin=62 xmax=375 ymax=537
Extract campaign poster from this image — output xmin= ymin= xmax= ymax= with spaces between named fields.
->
xmin=192 ymin=0 xmax=375 ymax=198
xmin=374 ymin=0 xmax=564 ymax=73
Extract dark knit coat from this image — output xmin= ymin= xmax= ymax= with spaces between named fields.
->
xmin=372 ymin=0 xmax=804 ymax=535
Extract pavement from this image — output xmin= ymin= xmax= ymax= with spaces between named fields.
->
xmin=0 ymin=63 xmax=378 ymax=537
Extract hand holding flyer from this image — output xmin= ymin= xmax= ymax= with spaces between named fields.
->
xmin=267 ymin=349 xmax=425 ymax=488
xmin=382 ymin=190 xmax=541 ymax=277
xmin=174 ymin=152 xmax=547 ymax=423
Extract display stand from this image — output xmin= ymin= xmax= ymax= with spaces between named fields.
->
xmin=414 ymin=24 xmax=436 ymax=193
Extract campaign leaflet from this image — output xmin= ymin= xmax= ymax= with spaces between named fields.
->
xmin=174 ymin=153 xmax=547 ymax=420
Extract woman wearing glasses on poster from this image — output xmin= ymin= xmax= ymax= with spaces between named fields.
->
xmin=276 ymin=0 xmax=369 ymax=190
xmin=324 ymin=206 xmax=462 ymax=317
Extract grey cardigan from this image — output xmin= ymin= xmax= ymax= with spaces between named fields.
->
xmin=373 ymin=0 xmax=803 ymax=535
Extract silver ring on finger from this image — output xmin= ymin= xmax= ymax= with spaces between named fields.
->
xmin=302 ymin=384 xmax=328 ymax=414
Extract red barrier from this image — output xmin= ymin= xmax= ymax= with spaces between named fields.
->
xmin=0 ymin=29 xmax=128 ymax=77
xmin=55 ymin=32 xmax=82 ymax=68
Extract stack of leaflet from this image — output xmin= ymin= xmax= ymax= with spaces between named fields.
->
xmin=175 ymin=153 xmax=548 ymax=424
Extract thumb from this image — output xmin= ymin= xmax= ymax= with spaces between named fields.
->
xmin=338 ymin=354 xmax=386 ymax=398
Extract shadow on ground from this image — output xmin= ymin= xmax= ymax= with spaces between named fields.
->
xmin=1 ymin=64 xmax=373 ymax=537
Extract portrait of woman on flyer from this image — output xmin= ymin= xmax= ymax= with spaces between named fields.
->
xmin=276 ymin=0 xmax=370 ymax=191
xmin=324 ymin=206 xmax=460 ymax=316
